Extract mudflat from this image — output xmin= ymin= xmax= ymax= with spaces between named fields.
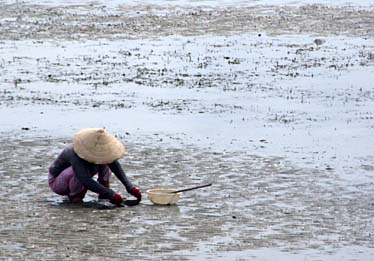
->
xmin=1 ymin=1 xmax=373 ymax=260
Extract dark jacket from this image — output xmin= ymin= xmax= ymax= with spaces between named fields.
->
xmin=49 ymin=145 xmax=134 ymax=199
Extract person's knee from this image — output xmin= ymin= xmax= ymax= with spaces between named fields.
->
xmin=69 ymin=176 xmax=86 ymax=196
xmin=98 ymin=165 xmax=112 ymax=186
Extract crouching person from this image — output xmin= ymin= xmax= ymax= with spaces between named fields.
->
xmin=48 ymin=128 xmax=141 ymax=206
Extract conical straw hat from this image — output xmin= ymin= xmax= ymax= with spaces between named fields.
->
xmin=72 ymin=128 xmax=125 ymax=164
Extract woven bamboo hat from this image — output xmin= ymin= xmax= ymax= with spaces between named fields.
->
xmin=72 ymin=128 xmax=125 ymax=164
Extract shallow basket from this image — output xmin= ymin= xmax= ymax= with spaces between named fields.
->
xmin=146 ymin=189 xmax=180 ymax=205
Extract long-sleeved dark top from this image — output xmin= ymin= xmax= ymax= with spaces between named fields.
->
xmin=49 ymin=145 xmax=134 ymax=199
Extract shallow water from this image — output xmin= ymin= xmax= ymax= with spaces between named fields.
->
xmin=1 ymin=33 xmax=373 ymax=176
xmin=1 ymin=1 xmax=374 ymax=260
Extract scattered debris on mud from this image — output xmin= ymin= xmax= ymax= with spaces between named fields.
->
xmin=1 ymin=1 xmax=374 ymax=260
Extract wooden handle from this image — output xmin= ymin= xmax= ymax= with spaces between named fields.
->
xmin=173 ymin=183 xmax=212 ymax=193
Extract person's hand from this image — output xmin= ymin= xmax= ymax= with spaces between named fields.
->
xmin=110 ymin=193 xmax=123 ymax=206
xmin=130 ymin=187 xmax=142 ymax=202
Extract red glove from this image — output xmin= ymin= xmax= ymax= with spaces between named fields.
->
xmin=110 ymin=193 xmax=123 ymax=206
xmin=130 ymin=187 xmax=142 ymax=202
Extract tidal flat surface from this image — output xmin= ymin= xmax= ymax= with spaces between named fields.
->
xmin=0 ymin=1 xmax=374 ymax=260
xmin=1 ymin=138 xmax=373 ymax=260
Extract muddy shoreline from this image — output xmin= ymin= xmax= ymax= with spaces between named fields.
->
xmin=1 ymin=1 xmax=374 ymax=260
xmin=1 ymin=137 xmax=374 ymax=260
xmin=0 ymin=4 xmax=374 ymax=40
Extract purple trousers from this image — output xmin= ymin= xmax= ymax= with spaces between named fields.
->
xmin=48 ymin=166 xmax=111 ymax=202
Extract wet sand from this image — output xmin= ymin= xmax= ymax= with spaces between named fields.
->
xmin=1 ymin=137 xmax=374 ymax=260
xmin=1 ymin=1 xmax=374 ymax=260
xmin=1 ymin=3 xmax=374 ymax=39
